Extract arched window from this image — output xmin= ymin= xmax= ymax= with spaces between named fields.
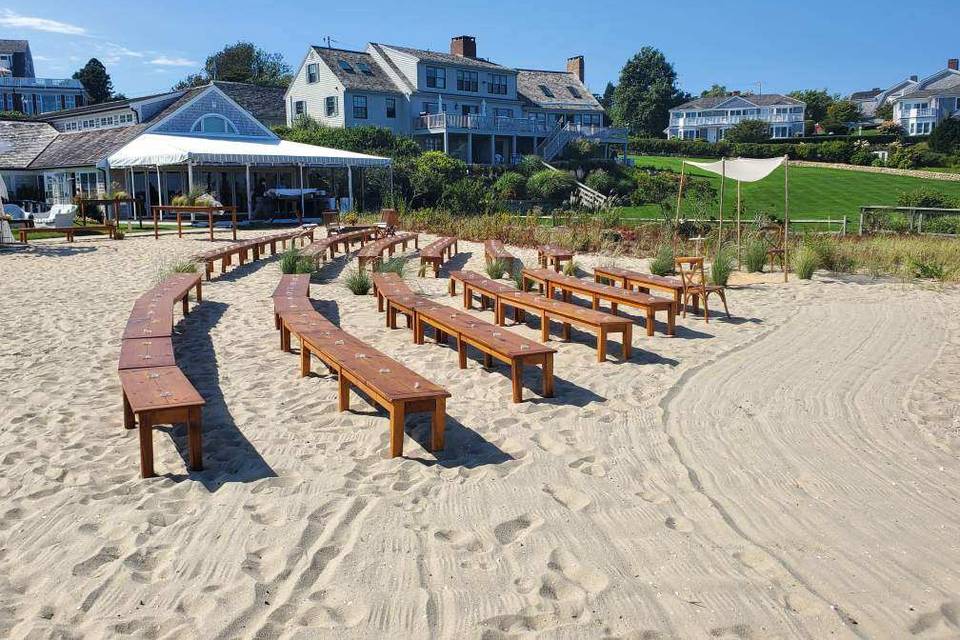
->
xmin=191 ymin=114 xmax=239 ymax=135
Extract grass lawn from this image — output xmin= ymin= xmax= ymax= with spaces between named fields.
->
xmin=620 ymin=155 xmax=960 ymax=227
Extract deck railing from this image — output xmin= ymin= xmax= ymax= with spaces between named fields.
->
xmin=413 ymin=113 xmax=557 ymax=135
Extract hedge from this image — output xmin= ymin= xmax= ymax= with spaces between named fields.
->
xmin=629 ymin=137 xmax=926 ymax=164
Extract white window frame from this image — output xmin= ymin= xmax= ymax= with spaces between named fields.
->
xmin=385 ymin=97 xmax=396 ymax=119
xmin=325 ymin=95 xmax=338 ymax=117
xmin=190 ymin=113 xmax=240 ymax=136
xmin=307 ymin=63 xmax=319 ymax=84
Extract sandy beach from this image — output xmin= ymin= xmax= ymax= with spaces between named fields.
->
xmin=2 ymin=229 xmax=959 ymax=639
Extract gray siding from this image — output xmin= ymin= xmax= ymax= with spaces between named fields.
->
xmin=152 ymin=88 xmax=270 ymax=137
xmin=343 ymin=91 xmax=407 ymax=132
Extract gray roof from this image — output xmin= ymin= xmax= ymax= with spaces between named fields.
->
xmin=672 ymin=93 xmax=804 ymax=110
xmin=213 ymin=81 xmax=286 ymax=126
xmin=516 ymin=69 xmax=602 ymax=112
xmin=377 ymin=43 xmax=507 ymax=70
xmin=895 ymin=87 xmax=960 ymax=99
xmin=38 ymin=92 xmax=173 ymax=120
xmin=311 ymin=47 xmax=403 ymax=94
xmin=0 ymin=40 xmax=29 ymax=54
xmin=368 ymin=44 xmax=415 ymax=93
xmin=0 ymin=120 xmax=57 ymax=169
xmin=850 ymin=88 xmax=882 ymax=101
xmin=28 ymin=124 xmax=147 ymax=169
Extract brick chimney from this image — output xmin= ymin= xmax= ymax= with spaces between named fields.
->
xmin=567 ymin=56 xmax=584 ymax=82
xmin=731 ymin=90 xmax=740 ymax=96
xmin=450 ymin=36 xmax=476 ymax=58
xmin=949 ymin=58 xmax=959 ymax=71
xmin=910 ymin=74 xmax=918 ymax=82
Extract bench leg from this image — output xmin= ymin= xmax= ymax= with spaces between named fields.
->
xmin=188 ymin=407 xmax=203 ymax=471
xmin=195 ymin=281 xmax=202 ymax=303
xmin=300 ymin=345 xmax=311 ymax=377
xmin=668 ymin=307 xmax=676 ymax=335
xmin=449 ymin=279 xmax=456 ymax=296
xmin=139 ymin=416 xmax=155 ymax=478
xmin=338 ymin=375 xmax=350 ymax=411
xmin=431 ymin=397 xmax=445 ymax=452
xmin=540 ymin=312 xmax=549 ymax=342
xmin=598 ymin=327 xmax=607 ymax=363
xmin=182 ymin=296 xmax=189 ymax=316
xmin=457 ymin=338 xmax=467 ymax=369
xmin=543 ymin=353 xmax=554 ymax=398
xmin=511 ymin=359 xmax=523 ymax=403
xmin=646 ymin=309 xmax=655 ymax=337
xmin=483 ymin=352 xmax=493 ymax=368
xmin=561 ymin=322 xmax=570 ymax=342
xmin=390 ymin=402 xmax=405 ymax=458
xmin=623 ymin=324 xmax=632 ymax=360
xmin=123 ymin=391 xmax=135 ymax=429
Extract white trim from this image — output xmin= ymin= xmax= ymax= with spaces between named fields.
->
xmin=145 ymin=85 xmax=279 ymax=139
xmin=190 ymin=113 xmax=240 ymax=136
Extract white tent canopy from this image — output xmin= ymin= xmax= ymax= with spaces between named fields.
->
xmin=685 ymin=156 xmax=786 ymax=183
xmin=104 ymin=133 xmax=391 ymax=169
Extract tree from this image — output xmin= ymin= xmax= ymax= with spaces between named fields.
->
xmin=725 ymin=119 xmax=771 ymax=143
xmin=700 ymin=84 xmax=728 ymax=98
xmin=610 ymin=47 xmax=688 ymax=137
xmin=874 ymin=102 xmax=893 ymax=121
xmin=928 ymin=118 xmax=960 ymax=153
xmin=174 ymin=42 xmax=291 ymax=90
xmin=788 ymin=89 xmax=835 ymax=123
xmin=73 ymin=58 xmax=114 ymax=104
xmin=825 ymin=100 xmax=861 ymax=125
xmin=598 ymin=82 xmax=616 ymax=110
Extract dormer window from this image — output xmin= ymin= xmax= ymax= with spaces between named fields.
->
xmin=338 ymin=60 xmax=355 ymax=74
xmin=357 ymin=62 xmax=373 ymax=76
xmin=191 ymin=114 xmax=239 ymax=135
xmin=539 ymin=84 xmax=555 ymax=98
xmin=566 ymin=86 xmax=581 ymax=99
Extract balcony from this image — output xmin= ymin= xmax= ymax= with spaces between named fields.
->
xmin=0 ymin=77 xmax=85 ymax=90
xmin=899 ymin=108 xmax=935 ymax=118
xmin=672 ymin=113 xmax=804 ymax=127
xmin=413 ymin=113 xmax=556 ymax=136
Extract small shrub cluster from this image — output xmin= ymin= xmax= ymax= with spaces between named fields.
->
xmin=279 ymin=248 xmax=314 ymax=274
xmin=743 ymin=239 xmax=768 ymax=273
xmin=344 ymin=268 xmax=372 ymax=295
xmin=710 ymin=245 xmax=735 ymax=286
xmin=485 ymin=258 xmax=510 ymax=279
xmin=649 ymin=244 xmax=675 ymax=276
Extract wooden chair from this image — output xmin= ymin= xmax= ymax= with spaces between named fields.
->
xmin=760 ymin=224 xmax=785 ymax=271
xmin=380 ymin=208 xmax=399 ymax=237
xmin=675 ymin=256 xmax=729 ymax=323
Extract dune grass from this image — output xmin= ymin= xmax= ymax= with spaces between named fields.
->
xmin=621 ymin=155 xmax=960 ymax=225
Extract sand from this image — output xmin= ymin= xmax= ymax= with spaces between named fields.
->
xmin=1 ymin=229 xmax=959 ymax=639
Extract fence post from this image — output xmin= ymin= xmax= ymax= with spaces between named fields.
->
xmin=918 ymin=210 xmax=924 ymax=234
xmin=858 ymin=208 xmax=864 ymax=236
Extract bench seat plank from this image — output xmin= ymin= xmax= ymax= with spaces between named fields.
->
xmin=118 ymin=337 xmax=176 ymax=370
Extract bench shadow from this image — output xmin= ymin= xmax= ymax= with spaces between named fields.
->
xmin=314 ymin=253 xmax=353 ymax=282
xmin=438 ymin=250 xmax=473 ymax=276
xmin=206 ymin=252 xmax=273 ymax=284
xmin=171 ymin=300 xmax=277 ymax=490
xmin=9 ymin=244 xmax=99 ymax=256
xmin=311 ymin=298 xmax=341 ymax=327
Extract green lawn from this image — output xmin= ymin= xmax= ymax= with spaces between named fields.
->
xmin=620 ymin=155 xmax=960 ymax=227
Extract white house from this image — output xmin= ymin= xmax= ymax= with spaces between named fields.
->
xmin=285 ymin=35 xmax=627 ymax=163
xmin=665 ymin=93 xmax=805 ymax=141
xmin=891 ymin=59 xmax=960 ymax=136
xmin=0 ymin=39 xmax=87 ymax=115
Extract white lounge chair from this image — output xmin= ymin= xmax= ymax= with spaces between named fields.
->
xmin=33 ymin=204 xmax=77 ymax=228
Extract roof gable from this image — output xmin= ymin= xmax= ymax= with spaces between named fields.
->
xmin=147 ymin=85 xmax=277 ymax=138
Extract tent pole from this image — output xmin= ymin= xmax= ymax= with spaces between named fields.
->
xmin=783 ymin=157 xmax=790 ymax=283
xmin=299 ymin=163 xmax=305 ymax=224
xmin=156 ymin=165 xmax=163 ymax=207
xmin=717 ymin=157 xmax=725 ymax=256
xmin=245 ymin=164 xmax=252 ymax=221
xmin=675 ymin=161 xmax=685 ymax=225
xmin=187 ymin=160 xmax=194 ymax=194
xmin=347 ymin=166 xmax=354 ymax=211
xmin=736 ymin=180 xmax=742 ymax=269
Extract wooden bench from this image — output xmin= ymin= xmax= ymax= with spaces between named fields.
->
xmin=119 ymin=367 xmax=204 ymax=478
xmin=522 ymin=268 xmax=675 ymax=337
xmin=272 ymin=274 xmax=311 ymax=330
xmin=192 ymin=227 xmax=315 ymax=280
xmin=118 ymin=273 xmax=205 ymax=478
xmin=356 ymin=233 xmax=419 ymax=270
xmin=301 ymin=228 xmax=377 ymax=267
xmin=593 ymin=265 xmax=685 ymax=314
xmin=419 ymin=236 xmax=458 ymax=277
xmin=371 ymin=273 xmax=427 ymax=329
xmin=274 ymin=291 xmax=449 ymax=458
xmin=448 ymin=270 xmax=521 ymax=321
xmin=484 ymin=239 xmax=516 ymax=272
xmin=537 ymin=244 xmax=574 ymax=272
xmin=18 ymin=223 xmax=115 ymax=243
xmin=414 ymin=302 xmax=555 ymax=403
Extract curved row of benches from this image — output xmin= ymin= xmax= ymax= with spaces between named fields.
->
xmin=272 ymin=274 xmax=449 ymax=458
xmin=191 ymin=227 xmax=315 ymax=280
xmin=300 ymin=227 xmax=378 ymax=268
xmin=118 ymin=273 xmax=205 ymax=478
xmin=356 ymin=233 xmax=419 ymax=270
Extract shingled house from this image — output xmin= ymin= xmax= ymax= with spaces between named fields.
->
xmin=0 ymin=39 xmax=87 ymax=115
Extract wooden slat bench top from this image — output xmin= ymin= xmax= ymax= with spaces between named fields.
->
xmin=500 ymin=289 xmax=627 ymax=326
xmin=122 ymin=313 xmax=173 ymax=339
xmin=118 ymin=337 xmax=176 ymax=370
xmin=593 ymin=266 xmax=683 ymax=292
xmin=484 ymin=239 xmax=514 ymax=260
xmin=524 ymin=268 xmax=673 ymax=309
xmin=449 ymin=270 xmax=517 ymax=295
xmin=274 ymin=296 xmax=313 ymax=316
xmin=119 ymin=367 xmax=205 ymax=413
xmin=418 ymin=303 xmax=554 ymax=358
xmin=538 ymin=244 xmax=574 ymax=259
xmin=357 ymin=233 xmax=418 ymax=258
xmin=272 ymin=274 xmax=311 ymax=299
xmin=420 ymin=236 xmax=456 ymax=258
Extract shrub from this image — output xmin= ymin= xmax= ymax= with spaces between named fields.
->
xmin=928 ymin=118 xmax=960 ymax=154
xmin=924 ymin=215 xmax=960 ymax=235
xmin=375 ymin=256 xmax=407 ymax=277
xmin=562 ymin=259 xmax=580 ymax=276
xmin=527 ymin=170 xmax=577 ymax=205
xmin=816 ymin=140 xmax=855 ymax=163
xmin=493 ymin=171 xmax=527 ymax=200
xmin=563 ymin=139 xmax=600 ymax=161
xmin=649 ymin=244 xmax=675 ymax=276
xmin=113 ymin=228 xmax=125 ymax=240
xmin=485 ymin=258 xmax=510 ymax=279
xmin=512 ymin=267 xmax=525 ymax=290
xmin=517 ymin=155 xmax=543 ymax=176
xmin=411 ymin=151 xmax=468 ymax=208
xmin=897 ymin=187 xmax=958 ymax=209
xmin=710 ymin=245 xmax=736 ymax=286
xmin=850 ymin=149 xmax=875 ymax=166
xmin=792 ymin=244 xmax=819 ymax=280
xmin=878 ymin=120 xmax=903 ymax=136
xmin=743 ymin=239 xmax=767 ymax=272
xmin=597 ymin=208 xmax=622 ymax=229
xmin=279 ymin=248 xmax=313 ymax=274
xmin=585 ymin=169 xmax=616 ymax=195
xmin=725 ymin=119 xmax=771 ymax=143
xmin=441 ymin=178 xmax=489 ymax=214
xmin=911 ymin=253 xmax=946 ymax=280
xmin=344 ymin=268 xmax=372 ymax=295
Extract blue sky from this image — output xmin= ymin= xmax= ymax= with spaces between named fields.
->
xmin=3 ymin=0 xmax=959 ymax=99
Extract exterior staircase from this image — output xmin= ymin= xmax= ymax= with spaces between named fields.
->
xmin=540 ymin=160 xmax=609 ymax=210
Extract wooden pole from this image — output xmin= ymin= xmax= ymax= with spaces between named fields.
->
xmin=245 ymin=164 xmax=252 ymax=222
xmin=675 ymin=161 xmax=685 ymax=225
xmin=232 ymin=208 xmax=237 ymax=241
xmin=177 ymin=209 xmax=182 ymax=238
xmin=717 ymin=158 xmax=725 ymax=254
xmin=153 ymin=206 xmax=158 ymax=240
xmin=736 ymin=180 xmax=742 ymax=269
xmin=783 ymin=157 xmax=789 ymax=283
xmin=208 ymin=210 xmax=214 ymax=242
xmin=299 ymin=164 xmax=305 ymax=223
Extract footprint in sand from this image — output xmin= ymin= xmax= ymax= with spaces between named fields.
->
xmin=909 ymin=600 xmax=960 ymax=636
xmin=664 ymin=516 xmax=694 ymax=533
xmin=709 ymin=623 xmax=755 ymax=639
xmin=72 ymin=546 xmax=121 ymax=577
xmin=636 ymin=488 xmax=669 ymax=505
xmin=542 ymin=484 xmax=591 ymax=512
xmin=531 ymin=432 xmax=568 ymax=456
xmin=546 ymin=548 xmax=609 ymax=594
xmin=733 ymin=549 xmax=777 ymax=575
xmin=569 ymin=455 xmax=607 ymax=477
xmin=434 ymin=528 xmax=485 ymax=553
xmin=494 ymin=514 xmax=543 ymax=546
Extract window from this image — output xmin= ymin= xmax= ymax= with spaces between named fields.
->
xmin=294 ymin=100 xmax=306 ymax=116
xmin=426 ymin=66 xmax=445 ymax=89
xmin=493 ymin=107 xmax=512 ymax=118
xmin=357 ymin=62 xmax=373 ymax=76
xmin=457 ymin=70 xmax=479 ymax=92
xmin=191 ymin=114 xmax=239 ymax=135
xmin=338 ymin=60 xmax=355 ymax=74
xmin=353 ymin=95 xmax=367 ymax=119
xmin=0 ymin=54 xmax=11 ymax=70
xmin=385 ymin=97 xmax=396 ymax=119
xmin=538 ymin=84 xmax=555 ymax=98
xmin=325 ymin=96 xmax=338 ymax=117
xmin=566 ymin=86 xmax=582 ymax=99
xmin=489 ymin=73 xmax=507 ymax=95
xmin=307 ymin=63 xmax=319 ymax=83
xmin=682 ymin=129 xmax=697 ymax=140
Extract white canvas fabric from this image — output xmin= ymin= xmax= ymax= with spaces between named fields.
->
xmin=685 ymin=156 xmax=786 ymax=183
xmin=105 ymin=134 xmax=391 ymax=169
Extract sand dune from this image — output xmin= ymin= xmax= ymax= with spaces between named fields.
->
xmin=0 ymin=230 xmax=958 ymax=639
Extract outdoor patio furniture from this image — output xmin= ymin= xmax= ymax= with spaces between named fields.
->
xmin=419 ymin=236 xmax=458 ymax=277
xmin=675 ymin=256 xmax=730 ymax=323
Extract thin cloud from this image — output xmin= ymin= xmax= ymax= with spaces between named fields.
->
xmin=0 ymin=10 xmax=87 ymax=35
xmin=150 ymin=56 xmax=197 ymax=67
